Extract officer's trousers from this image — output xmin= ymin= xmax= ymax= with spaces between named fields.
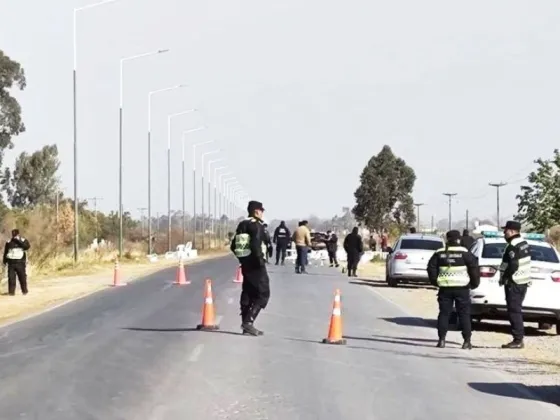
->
xmin=275 ymin=242 xmax=287 ymax=264
xmin=240 ymin=265 xmax=270 ymax=313
xmin=505 ymin=282 xmax=528 ymax=341
xmin=8 ymin=261 xmax=27 ymax=295
xmin=437 ymin=287 xmax=471 ymax=340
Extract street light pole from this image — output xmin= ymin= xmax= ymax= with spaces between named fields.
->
xmin=138 ymin=207 xmax=147 ymax=238
xmin=192 ymin=140 xmax=214 ymax=250
xmin=118 ymin=48 xmax=169 ymax=259
xmin=86 ymin=196 xmax=103 ymax=240
xmin=489 ymin=182 xmax=507 ymax=228
xmin=217 ymin=172 xmax=234 ymax=242
xmin=443 ymin=193 xmax=457 ymax=231
xmin=147 ymin=84 xmax=186 ymax=254
xmin=181 ymin=127 xmax=206 ymax=245
xmin=211 ymin=166 xmax=228 ymax=246
xmin=207 ymin=159 xmax=225 ymax=248
xmin=200 ymin=149 xmax=220 ymax=249
xmin=413 ymin=203 xmax=424 ymax=232
xmin=222 ymin=177 xmax=237 ymax=241
xmin=166 ymin=109 xmax=197 ymax=252
xmin=73 ymin=0 xmax=119 ymax=263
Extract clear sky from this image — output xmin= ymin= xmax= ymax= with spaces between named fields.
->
xmin=1 ymin=0 xmax=559 ymax=224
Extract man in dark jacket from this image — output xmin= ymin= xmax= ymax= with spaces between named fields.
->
xmin=325 ymin=230 xmax=339 ymax=267
xmin=273 ymin=221 xmax=291 ymax=265
xmin=3 ymin=229 xmax=31 ymax=296
xmin=460 ymin=229 xmax=475 ymax=250
xmin=343 ymin=227 xmax=363 ymax=277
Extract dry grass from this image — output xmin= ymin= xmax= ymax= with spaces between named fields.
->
xmin=0 ymin=250 xmax=229 ymax=326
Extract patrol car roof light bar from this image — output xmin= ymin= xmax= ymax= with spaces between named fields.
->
xmin=165 ymin=109 xmax=197 ymax=252
xmin=118 ymin=48 xmax=170 ymax=259
xmin=73 ymin=0 xmax=121 ymax=263
xmin=481 ymin=231 xmax=545 ymax=241
xmin=192 ymin=139 xmax=214 ymax=249
xmin=147 ymin=85 xmax=189 ymax=254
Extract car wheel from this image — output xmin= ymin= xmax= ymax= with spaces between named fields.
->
xmin=556 ymin=321 xmax=560 ymax=336
xmin=387 ymin=276 xmax=398 ymax=287
xmin=539 ymin=322 xmax=553 ymax=330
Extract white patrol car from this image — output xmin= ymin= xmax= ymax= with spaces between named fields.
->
xmin=464 ymin=231 xmax=560 ymax=334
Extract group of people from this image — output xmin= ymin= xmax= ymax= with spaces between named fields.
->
xmin=428 ymin=220 xmax=530 ymax=350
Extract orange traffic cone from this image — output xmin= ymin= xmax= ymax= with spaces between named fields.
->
xmin=173 ymin=259 xmax=190 ymax=285
xmin=111 ymin=259 xmax=127 ymax=287
xmin=196 ymin=279 xmax=220 ymax=331
xmin=233 ymin=265 xmax=243 ymax=283
xmin=322 ymin=289 xmax=346 ymax=345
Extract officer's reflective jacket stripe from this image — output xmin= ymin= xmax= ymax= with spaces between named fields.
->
xmin=6 ymin=247 xmax=24 ymax=260
xmin=434 ymin=246 xmax=471 ymax=287
xmin=233 ymin=217 xmax=257 ymax=258
xmin=500 ymin=237 xmax=531 ymax=284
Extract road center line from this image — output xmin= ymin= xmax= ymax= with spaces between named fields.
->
xmin=188 ymin=344 xmax=204 ymax=362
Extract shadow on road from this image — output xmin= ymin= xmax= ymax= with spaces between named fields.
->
xmin=122 ymin=327 xmax=245 ymax=336
xmin=349 ymin=279 xmax=436 ymax=291
xmin=381 ymin=316 xmax=437 ymax=328
xmin=469 ymin=382 xmax=560 ymax=406
xmin=343 ymin=334 xmax=460 ymax=348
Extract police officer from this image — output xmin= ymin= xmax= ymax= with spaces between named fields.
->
xmin=427 ymin=230 xmax=480 ymax=349
xmin=3 ymin=229 xmax=31 ymax=296
xmin=231 ymin=200 xmax=270 ymax=336
xmin=499 ymin=220 xmax=531 ymax=349
xmin=325 ymin=230 xmax=339 ymax=267
xmin=343 ymin=227 xmax=363 ymax=277
xmin=273 ymin=221 xmax=291 ymax=265
xmin=262 ymin=222 xmax=273 ymax=264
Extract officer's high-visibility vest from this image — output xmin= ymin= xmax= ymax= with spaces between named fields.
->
xmin=500 ymin=237 xmax=531 ymax=285
xmin=6 ymin=246 xmax=24 ymax=260
xmin=233 ymin=218 xmax=256 ymax=258
xmin=435 ymin=246 xmax=470 ymax=287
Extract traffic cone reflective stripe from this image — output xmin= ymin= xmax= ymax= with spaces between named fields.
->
xmin=233 ymin=266 xmax=243 ymax=283
xmin=196 ymin=279 xmax=219 ymax=331
xmin=111 ymin=259 xmax=127 ymax=287
xmin=322 ymin=289 xmax=346 ymax=345
xmin=174 ymin=259 xmax=190 ymax=285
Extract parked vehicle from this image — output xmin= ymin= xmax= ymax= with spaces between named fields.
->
xmin=310 ymin=232 xmax=328 ymax=251
xmin=385 ymin=233 xmax=444 ymax=287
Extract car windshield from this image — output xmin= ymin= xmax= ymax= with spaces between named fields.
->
xmin=399 ymin=239 xmax=442 ymax=251
xmin=482 ymin=243 xmax=560 ymax=263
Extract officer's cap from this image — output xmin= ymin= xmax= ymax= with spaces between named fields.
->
xmin=502 ymin=220 xmax=521 ymax=231
xmin=247 ymin=200 xmax=264 ymax=214
xmin=446 ymin=230 xmax=461 ymax=241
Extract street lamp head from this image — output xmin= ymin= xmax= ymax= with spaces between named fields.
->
xmin=158 ymin=49 xmax=170 ymax=54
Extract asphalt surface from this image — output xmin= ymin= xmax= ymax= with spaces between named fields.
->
xmin=1 ymin=256 xmax=560 ymax=419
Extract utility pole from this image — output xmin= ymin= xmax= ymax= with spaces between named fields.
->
xmin=443 ymin=193 xmax=457 ymax=231
xmin=138 ymin=207 xmax=147 ymax=238
xmin=465 ymin=209 xmax=469 ymax=231
xmin=431 ymin=215 xmax=434 ymax=232
xmin=413 ymin=203 xmax=424 ymax=232
xmin=489 ymin=182 xmax=507 ymax=228
xmin=87 ymin=197 xmax=103 ymax=240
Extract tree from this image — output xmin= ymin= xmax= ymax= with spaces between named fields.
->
xmin=0 ymin=50 xmax=26 ymax=167
xmin=516 ymin=150 xmax=560 ymax=232
xmin=352 ymin=145 xmax=416 ymax=232
xmin=3 ymin=144 xmax=60 ymax=208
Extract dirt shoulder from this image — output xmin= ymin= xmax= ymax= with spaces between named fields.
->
xmin=0 ymin=251 xmax=229 ymax=327
xmin=356 ymin=261 xmax=560 ymax=405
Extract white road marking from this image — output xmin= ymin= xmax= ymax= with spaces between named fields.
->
xmin=227 ymin=297 xmax=234 ymax=304
xmin=188 ymin=344 xmax=204 ymax=362
xmin=216 ymin=315 xmax=223 ymax=325
xmin=161 ymin=282 xmax=173 ymax=291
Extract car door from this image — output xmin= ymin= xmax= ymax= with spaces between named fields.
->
xmin=387 ymin=238 xmax=401 ymax=277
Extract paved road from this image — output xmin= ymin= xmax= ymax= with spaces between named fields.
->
xmin=1 ymin=256 xmax=559 ymax=419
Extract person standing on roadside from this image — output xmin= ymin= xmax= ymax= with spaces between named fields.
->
xmin=3 ymin=229 xmax=30 ymax=296
xmin=427 ymin=230 xmax=480 ymax=349
xmin=343 ymin=227 xmax=363 ymax=277
xmin=499 ymin=220 xmax=531 ymax=349
xmin=273 ymin=221 xmax=291 ymax=265
xmin=293 ymin=220 xmax=311 ymax=274
xmin=231 ymin=200 xmax=270 ymax=336
xmin=325 ymin=230 xmax=339 ymax=267
xmin=460 ymin=229 xmax=475 ymax=250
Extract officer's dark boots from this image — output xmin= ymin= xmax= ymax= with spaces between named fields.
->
xmin=462 ymin=340 xmax=472 ymax=350
xmin=241 ymin=305 xmax=264 ymax=336
xmin=502 ymin=339 xmax=524 ymax=349
xmin=436 ymin=339 xmax=445 ymax=348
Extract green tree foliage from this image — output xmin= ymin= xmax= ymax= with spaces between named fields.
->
xmin=2 ymin=144 xmax=60 ymax=208
xmin=0 ymin=50 xmax=26 ymax=167
xmin=352 ymin=145 xmax=416 ymax=231
xmin=516 ymin=150 xmax=560 ymax=232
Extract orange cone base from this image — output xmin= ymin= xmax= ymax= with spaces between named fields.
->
xmin=322 ymin=338 xmax=347 ymax=345
xmin=110 ymin=283 xmax=127 ymax=287
xmin=173 ymin=280 xmax=191 ymax=285
xmin=196 ymin=324 xmax=219 ymax=331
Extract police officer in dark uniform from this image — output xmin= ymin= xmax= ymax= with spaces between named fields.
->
xmin=427 ymin=230 xmax=480 ymax=349
xmin=3 ymin=229 xmax=31 ymax=296
xmin=231 ymin=200 xmax=270 ymax=336
xmin=273 ymin=221 xmax=291 ymax=265
xmin=499 ymin=220 xmax=531 ymax=349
